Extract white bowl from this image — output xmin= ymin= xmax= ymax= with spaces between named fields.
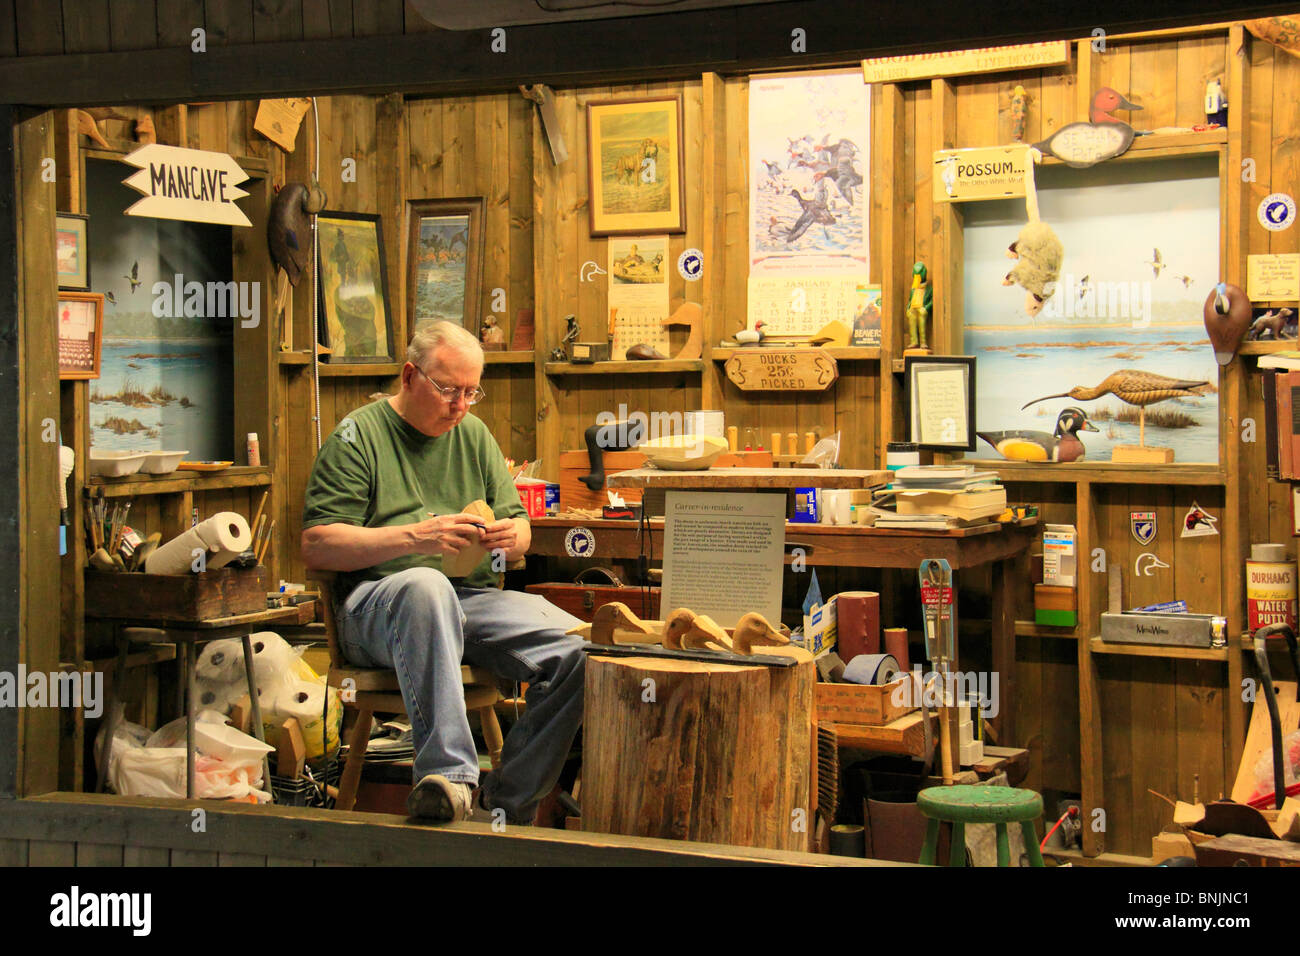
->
xmin=88 ymin=450 xmax=150 ymax=477
xmin=639 ymin=434 xmax=729 ymax=471
xmin=141 ymin=450 xmax=190 ymax=475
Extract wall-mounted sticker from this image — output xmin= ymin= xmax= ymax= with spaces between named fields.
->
xmin=1135 ymin=552 xmax=1170 ymax=577
xmin=1259 ymin=192 xmax=1296 ymax=232
xmin=565 ymin=526 xmax=595 ymax=558
xmin=1181 ymin=501 xmax=1219 ymax=538
xmin=579 ymin=260 xmax=606 ymax=282
xmin=677 ymin=248 xmax=703 ymax=281
xmin=1131 ymin=511 xmax=1157 ymax=546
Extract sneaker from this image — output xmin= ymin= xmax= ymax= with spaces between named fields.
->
xmin=407 ymin=774 xmax=473 ymax=821
xmin=468 ymin=787 xmax=496 ymax=824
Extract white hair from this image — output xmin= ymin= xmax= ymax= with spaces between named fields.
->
xmin=407 ymin=321 xmax=483 ymax=371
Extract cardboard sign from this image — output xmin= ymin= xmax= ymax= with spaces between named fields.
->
xmin=121 ymin=144 xmax=251 ymax=227
xmin=253 ymin=97 xmax=312 ymax=153
xmin=862 ymin=40 xmax=1069 ymax=84
xmin=933 ymin=145 xmax=1030 ymax=202
xmin=1247 ymin=253 xmax=1300 ymax=300
xmin=724 ymin=349 xmax=838 ymax=391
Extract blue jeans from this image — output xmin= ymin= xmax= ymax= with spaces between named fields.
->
xmin=337 ymin=567 xmax=586 ymax=823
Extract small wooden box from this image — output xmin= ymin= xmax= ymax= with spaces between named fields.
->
xmin=558 ymin=450 xmax=646 ymax=510
xmin=525 ymin=583 xmax=660 ymax=623
xmin=815 ymin=678 xmax=914 ymax=726
xmin=566 ymin=341 xmax=611 ymax=363
xmin=85 ymin=567 xmax=270 ymax=622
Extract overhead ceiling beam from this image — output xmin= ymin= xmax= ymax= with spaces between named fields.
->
xmin=0 ymin=0 xmax=1295 ymax=107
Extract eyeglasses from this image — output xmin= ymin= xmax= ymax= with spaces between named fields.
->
xmin=414 ymin=366 xmax=485 ymax=406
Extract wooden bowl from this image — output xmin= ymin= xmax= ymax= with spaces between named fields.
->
xmin=639 ymin=434 xmax=729 ymax=471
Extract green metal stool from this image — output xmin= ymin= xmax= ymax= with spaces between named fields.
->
xmin=917 ymin=785 xmax=1045 ymax=867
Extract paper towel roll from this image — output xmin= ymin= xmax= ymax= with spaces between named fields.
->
xmin=842 ymin=653 xmax=900 ymax=686
xmin=269 ymin=679 xmax=340 ymax=760
xmin=247 ymin=631 xmax=298 ymax=688
xmin=195 ymin=676 xmax=244 ymax=714
xmin=146 ymin=512 xmax=251 ymax=573
xmin=196 ymin=638 xmax=246 ymax=683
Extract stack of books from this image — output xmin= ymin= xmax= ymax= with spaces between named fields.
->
xmin=870 ymin=465 xmax=1007 ymax=529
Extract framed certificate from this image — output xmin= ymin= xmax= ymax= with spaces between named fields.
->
xmin=905 ymin=355 xmax=976 ymax=451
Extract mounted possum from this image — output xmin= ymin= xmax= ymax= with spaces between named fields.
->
xmin=1001 ymin=148 xmax=1063 ymax=317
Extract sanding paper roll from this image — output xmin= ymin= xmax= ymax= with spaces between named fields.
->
xmin=836 ymin=591 xmax=880 ymax=661
xmin=146 ymin=512 xmax=251 ymax=573
xmin=884 ymin=627 xmax=911 ymax=672
xmin=842 ymin=653 xmax=900 ymax=686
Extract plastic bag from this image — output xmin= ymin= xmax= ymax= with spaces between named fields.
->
xmin=1250 ymin=729 xmax=1300 ymax=803
xmin=92 ymin=702 xmax=151 ymax=779
xmin=802 ymin=431 xmax=842 ymax=469
xmin=113 ymin=747 xmax=271 ymax=803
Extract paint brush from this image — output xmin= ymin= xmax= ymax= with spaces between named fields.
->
xmin=257 ymin=519 xmax=275 ymax=564
xmin=250 ymin=489 xmax=268 ymax=537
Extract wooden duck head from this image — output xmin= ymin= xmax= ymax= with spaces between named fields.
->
xmin=1202 ymin=282 xmax=1251 ymax=365
xmin=268 ymin=181 xmax=327 ymax=287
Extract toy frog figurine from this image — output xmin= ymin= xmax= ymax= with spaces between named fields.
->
xmin=905 ymin=261 xmax=933 ymax=351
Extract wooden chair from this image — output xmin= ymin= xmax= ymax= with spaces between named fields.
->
xmin=308 ymin=570 xmax=506 ymax=812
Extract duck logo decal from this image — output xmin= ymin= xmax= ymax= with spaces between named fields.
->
xmin=1131 ymin=511 xmax=1156 ymax=546
xmin=1181 ymin=502 xmax=1219 ymax=538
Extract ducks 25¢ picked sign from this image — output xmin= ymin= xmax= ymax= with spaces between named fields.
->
xmin=120 ymin=144 xmax=252 ymax=227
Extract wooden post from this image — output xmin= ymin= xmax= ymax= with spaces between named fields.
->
xmin=583 ymin=655 xmax=815 ymax=851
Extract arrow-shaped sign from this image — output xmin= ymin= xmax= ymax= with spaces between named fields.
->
xmin=121 ymin=143 xmax=251 ymax=227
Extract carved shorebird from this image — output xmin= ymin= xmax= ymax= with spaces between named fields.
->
xmin=1023 ymin=370 xmax=1209 ymax=447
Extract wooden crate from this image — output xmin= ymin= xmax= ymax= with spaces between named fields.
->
xmin=815 ymin=678 xmax=914 ymax=726
xmin=84 ymin=567 xmax=270 ymax=622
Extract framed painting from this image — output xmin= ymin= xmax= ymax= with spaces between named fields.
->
xmin=586 ymin=96 xmax=685 ymax=237
xmin=56 ymin=213 xmax=90 ymax=291
xmin=905 ymin=354 xmax=977 ymax=451
xmin=406 ymin=197 xmax=485 ymax=338
xmin=315 ymin=211 xmax=395 ymax=364
xmin=58 ymin=291 xmax=104 ymax=380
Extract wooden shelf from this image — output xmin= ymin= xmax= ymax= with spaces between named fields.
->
xmin=990 ymin=462 xmax=1226 ymax=485
xmin=1016 ymin=620 xmax=1079 ymax=639
xmin=1239 ymin=341 xmax=1298 ymax=355
xmin=710 ymin=347 xmax=881 ymax=361
xmin=607 ymin=467 xmax=890 ymax=489
xmin=1089 ymin=637 xmax=1227 ymax=661
xmin=276 ymin=350 xmax=313 ymax=365
xmin=484 ymin=350 xmax=535 ymax=365
xmin=544 ymin=359 xmax=704 ymax=375
xmin=87 ymin=466 xmax=272 ymax=498
xmin=317 ymin=362 xmax=402 ymax=377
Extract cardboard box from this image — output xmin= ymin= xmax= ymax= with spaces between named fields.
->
xmin=792 ymin=487 xmax=819 ymax=523
xmin=802 ymin=594 xmax=838 ymax=653
xmin=815 ymin=677 xmax=914 ymax=726
xmin=1152 ymin=830 xmax=1195 ymax=863
xmin=1034 ymin=584 xmax=1078 ymax=627
xmin=1043 ymin=524 xmax=1077 ymax=586
xmin=1100 ymin=611 xmax=1226 ymax=648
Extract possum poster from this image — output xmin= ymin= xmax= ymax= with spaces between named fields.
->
xmin=748 ymin=69 xmax=869 ymax=276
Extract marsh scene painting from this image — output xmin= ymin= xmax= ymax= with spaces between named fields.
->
xmin=318 ymin=212 xmax=393 ymax=362
xmin=85 ymin=158 xmax=233 ymax=459
xmin=963 ymin=157 xmax=1220 ymax=463
xmin=587 ymin=98 xmax=684 ymax=235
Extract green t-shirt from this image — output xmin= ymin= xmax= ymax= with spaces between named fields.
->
xmin=302 ymin=399 xmax=525 ymax=596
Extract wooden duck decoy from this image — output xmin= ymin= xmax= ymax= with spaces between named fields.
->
xmin=1023 ymin=369 xmax=1209 ymax=446
xmin=977 ymin=407 xmax=1099 ymax=463
xmin=662 ymin=608 xmax=697 ymax=650
xmin=733 ymin=613 xmax=811 ymax=662
xmin=733 ymin=320 xmax=766 ymax=347
xmin=1032 ymin=87 xmax=1142 ymax=168
xmin=268 ymin=181 xmax=328 ymax=287
xmin=1203 ymin=282 xmax=1252 ymax=364
xmin=586 ymin=602 xmax=656 ymax=646
xmin=680 ymin=614 xmax=733 ymax=652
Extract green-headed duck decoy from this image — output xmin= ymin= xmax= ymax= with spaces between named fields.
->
xmin=978 ymin=407 xmax=1099 ymax=463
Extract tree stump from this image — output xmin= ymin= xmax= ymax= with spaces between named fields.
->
xmin=582 ymin=655 xmax=815 ymax=852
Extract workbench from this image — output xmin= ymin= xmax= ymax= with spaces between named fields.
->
xmin=529 ymin=514 xmax=1037 ymax=744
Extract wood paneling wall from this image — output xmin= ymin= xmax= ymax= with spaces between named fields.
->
xmin=30 ymin=17 xmax=1300 ymax=857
